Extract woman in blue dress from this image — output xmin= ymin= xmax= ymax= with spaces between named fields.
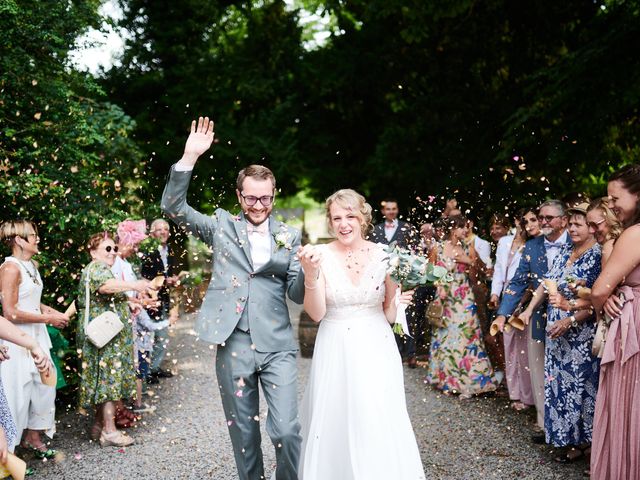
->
xmin=520 ymin=203 xmax=601 ymax=462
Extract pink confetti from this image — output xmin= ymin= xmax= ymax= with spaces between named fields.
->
xmin=235 ymin=390 xmax=243 ymax=398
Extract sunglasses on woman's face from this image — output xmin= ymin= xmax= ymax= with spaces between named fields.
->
xmin=104 ymin=245 xmax=119 ymax=253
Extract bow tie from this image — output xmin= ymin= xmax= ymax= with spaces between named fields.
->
xmin=544 ymin=239 xmax=563 ymax=249
xmin=385 ymin=223 xmax=395 ymax=229
xmin=247 ymin=223 xmax=269 ymax=236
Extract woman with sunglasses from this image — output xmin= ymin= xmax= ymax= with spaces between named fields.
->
xmin=0 ymin=220 xmax=67 ymax=460
xmin=77 ymin=232 xmax=149 ymax=447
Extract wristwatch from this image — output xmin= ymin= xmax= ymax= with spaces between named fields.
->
xmin=569 ymin=315 xmax=578 ymax=328
xmin=569 ymin=299 xmax=577 ymax=311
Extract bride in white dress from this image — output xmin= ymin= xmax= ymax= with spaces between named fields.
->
xmin=297 ymin=189 xmax=426 ymax=480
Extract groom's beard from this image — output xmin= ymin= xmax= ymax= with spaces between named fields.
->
xmin=244 ymin=208 xmax=272 ymax=226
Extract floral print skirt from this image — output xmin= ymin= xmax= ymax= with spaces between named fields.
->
xmin=427 ymin=274 xmax=497 ymax=396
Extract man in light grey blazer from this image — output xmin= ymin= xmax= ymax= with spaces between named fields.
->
xmin=161 ymin=117 xmax=305 ymax=480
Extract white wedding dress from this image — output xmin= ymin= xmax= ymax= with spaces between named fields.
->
xmin=299 ymin=244 xmax=426 ymax=480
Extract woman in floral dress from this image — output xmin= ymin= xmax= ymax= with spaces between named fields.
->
xmin=77 ymin=232 xmax=149 ymax=447
xmin=521 ymin=205 xmax=601 ymax=462
xmin=427 ymin=215 xmax=497 ymax=398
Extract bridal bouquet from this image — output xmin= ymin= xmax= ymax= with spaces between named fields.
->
xmin=385 ymin=242 xmax=449 ymax=336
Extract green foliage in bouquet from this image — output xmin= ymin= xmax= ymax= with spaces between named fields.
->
xmin=385 ymin=242 xmax=449 ymax=291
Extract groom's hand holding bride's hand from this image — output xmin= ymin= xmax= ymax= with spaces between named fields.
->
xmin=297 ymin=245 xmax=322 ymax=280
xmin=178 ymin=116 xmax=216 ymax=167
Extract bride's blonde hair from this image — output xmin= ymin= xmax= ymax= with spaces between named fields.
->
xmin=325 ymin=189 xmax=373 ymax=237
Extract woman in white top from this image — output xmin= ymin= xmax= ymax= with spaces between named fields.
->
xmin=0 ymin=220 xmax=69 ymax=458
xmin=489 ymin=209 xmax=540 ymax=410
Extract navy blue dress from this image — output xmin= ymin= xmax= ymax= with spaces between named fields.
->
xmin=544 ymin=243 xmax=601 ymax=447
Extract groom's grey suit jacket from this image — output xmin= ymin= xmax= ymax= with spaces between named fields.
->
xmin=161 ymin=167 xmax=305 ymax=352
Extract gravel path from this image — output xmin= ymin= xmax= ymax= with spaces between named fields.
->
xmin=32 ymin=311 xmax=587 ymax=479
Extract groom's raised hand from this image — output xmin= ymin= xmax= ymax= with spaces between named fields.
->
xmin=179 ymin=116 xmax=215 ymax=167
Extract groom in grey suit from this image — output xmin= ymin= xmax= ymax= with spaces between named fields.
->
xmin=161 ymin=117 xmax=305 ymax=480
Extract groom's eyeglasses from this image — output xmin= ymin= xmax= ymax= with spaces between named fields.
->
xmin=240 ymin=193 xmax=274 ymax=207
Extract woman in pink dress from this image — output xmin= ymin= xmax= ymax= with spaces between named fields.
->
xmin=591 ymin=164 xmax=640 ymax=480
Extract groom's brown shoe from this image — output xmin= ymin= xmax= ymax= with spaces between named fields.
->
xmin=407 ymin=356 xmax=418 ymax=369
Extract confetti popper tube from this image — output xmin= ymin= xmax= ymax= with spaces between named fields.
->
xmin=544 ymin=279 xmax=558 ymax=295
xmin=149 ymin=275 xmax=165 ymax=299
xmin=489 ymin=320 xmax=501 ymax=337
xmin=4 ymin=453 xmax=26 ymax=480
xmin=64 ymin=301 xmax=77 ymax=318
xmin=577 ymin=287 xmax=591 ymax=299
xmin=508 ymin=315 xmax=526 ymax=331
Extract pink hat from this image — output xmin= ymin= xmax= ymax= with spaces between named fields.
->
xmin=116 ymin=219 xmax=148 ymax=246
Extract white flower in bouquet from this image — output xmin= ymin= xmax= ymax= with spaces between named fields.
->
xmin=385 ymin=242 xmax=449 ymax=335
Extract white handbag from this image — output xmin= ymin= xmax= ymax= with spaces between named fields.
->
xmin=83 ymin=263 xmax=124 ymax=349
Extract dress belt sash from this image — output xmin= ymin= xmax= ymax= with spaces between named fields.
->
xmin=601 ymin=285 xmax=640 ymax=366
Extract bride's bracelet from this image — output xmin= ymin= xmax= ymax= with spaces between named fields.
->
xmin=304 ymin=282 xmax=318 ymax=290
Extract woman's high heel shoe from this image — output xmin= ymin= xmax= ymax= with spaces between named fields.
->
xmin=99 ymin=429 xmax=134 ymax=447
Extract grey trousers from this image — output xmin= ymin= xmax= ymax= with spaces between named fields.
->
xmin=151 ymin=324 xmax=170 ymax=372
xmin=216 ymin=329 xmax=301 ymax=480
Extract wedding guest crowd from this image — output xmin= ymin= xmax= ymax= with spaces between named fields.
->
xmin=0 ymin=217 xmax=182 ymax=472
xmin=405 ymin=163 xmax=640 ymax=478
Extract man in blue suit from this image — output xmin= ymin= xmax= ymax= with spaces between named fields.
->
xmin=494 ymin=199 xmax=570 ymax=443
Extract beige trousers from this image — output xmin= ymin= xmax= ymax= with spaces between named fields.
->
xmin=527 ymin=319 xmax=545 ymax=429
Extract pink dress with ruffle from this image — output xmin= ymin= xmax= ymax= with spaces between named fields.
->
xmin=591 ymin=266 xmax=640 ymax=480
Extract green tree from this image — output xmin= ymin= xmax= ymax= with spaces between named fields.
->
xmin=0 ymin=0 xmax=155 ymax=309
xmin=103 ymin=0 xmax=306 ymax=212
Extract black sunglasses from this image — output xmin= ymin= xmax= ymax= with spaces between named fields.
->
xmin=104 ymin=245 xmax=119 ymax=253
xmin=537 ymin=214 xmax=561 ymax=223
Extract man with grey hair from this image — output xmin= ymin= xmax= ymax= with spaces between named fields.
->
xmin=141 ymin=218 xmax=179 ymax=381
xmin=493 ymin=198 xmax=570 ymax=444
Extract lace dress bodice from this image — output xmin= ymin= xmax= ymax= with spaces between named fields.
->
xmin=320 ymin=244 xmax=388 ymax=322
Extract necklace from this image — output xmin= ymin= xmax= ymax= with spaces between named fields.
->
xmin=567 ymin=240 xmax=595 ymax=265
xmin=17 ymin=258 xmax=41 ymax=286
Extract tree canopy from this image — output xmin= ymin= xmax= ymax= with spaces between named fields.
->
xmin=100 ymin=0 xmax=639 ymax=222
xmin=0 ymin=0 xmax=156 ymax=307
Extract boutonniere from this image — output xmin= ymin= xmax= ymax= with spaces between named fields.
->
xmin=274 ymin=228 xmax=293 ymax=251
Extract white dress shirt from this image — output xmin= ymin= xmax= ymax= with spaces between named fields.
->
xmin=384 ymin=219 xmax=398 ymax=242
xmin=544 ymin=230 xmax=569 ymax=269
xmin=158 ymin=244 xmax=169 ymax=272
xmin=473 ymin=235 xmax=492 ymax=266
xmin=490 ymin=235 xmax=523 ymax=297
xmin=247 ymin=220 xmax=272 ymax=270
